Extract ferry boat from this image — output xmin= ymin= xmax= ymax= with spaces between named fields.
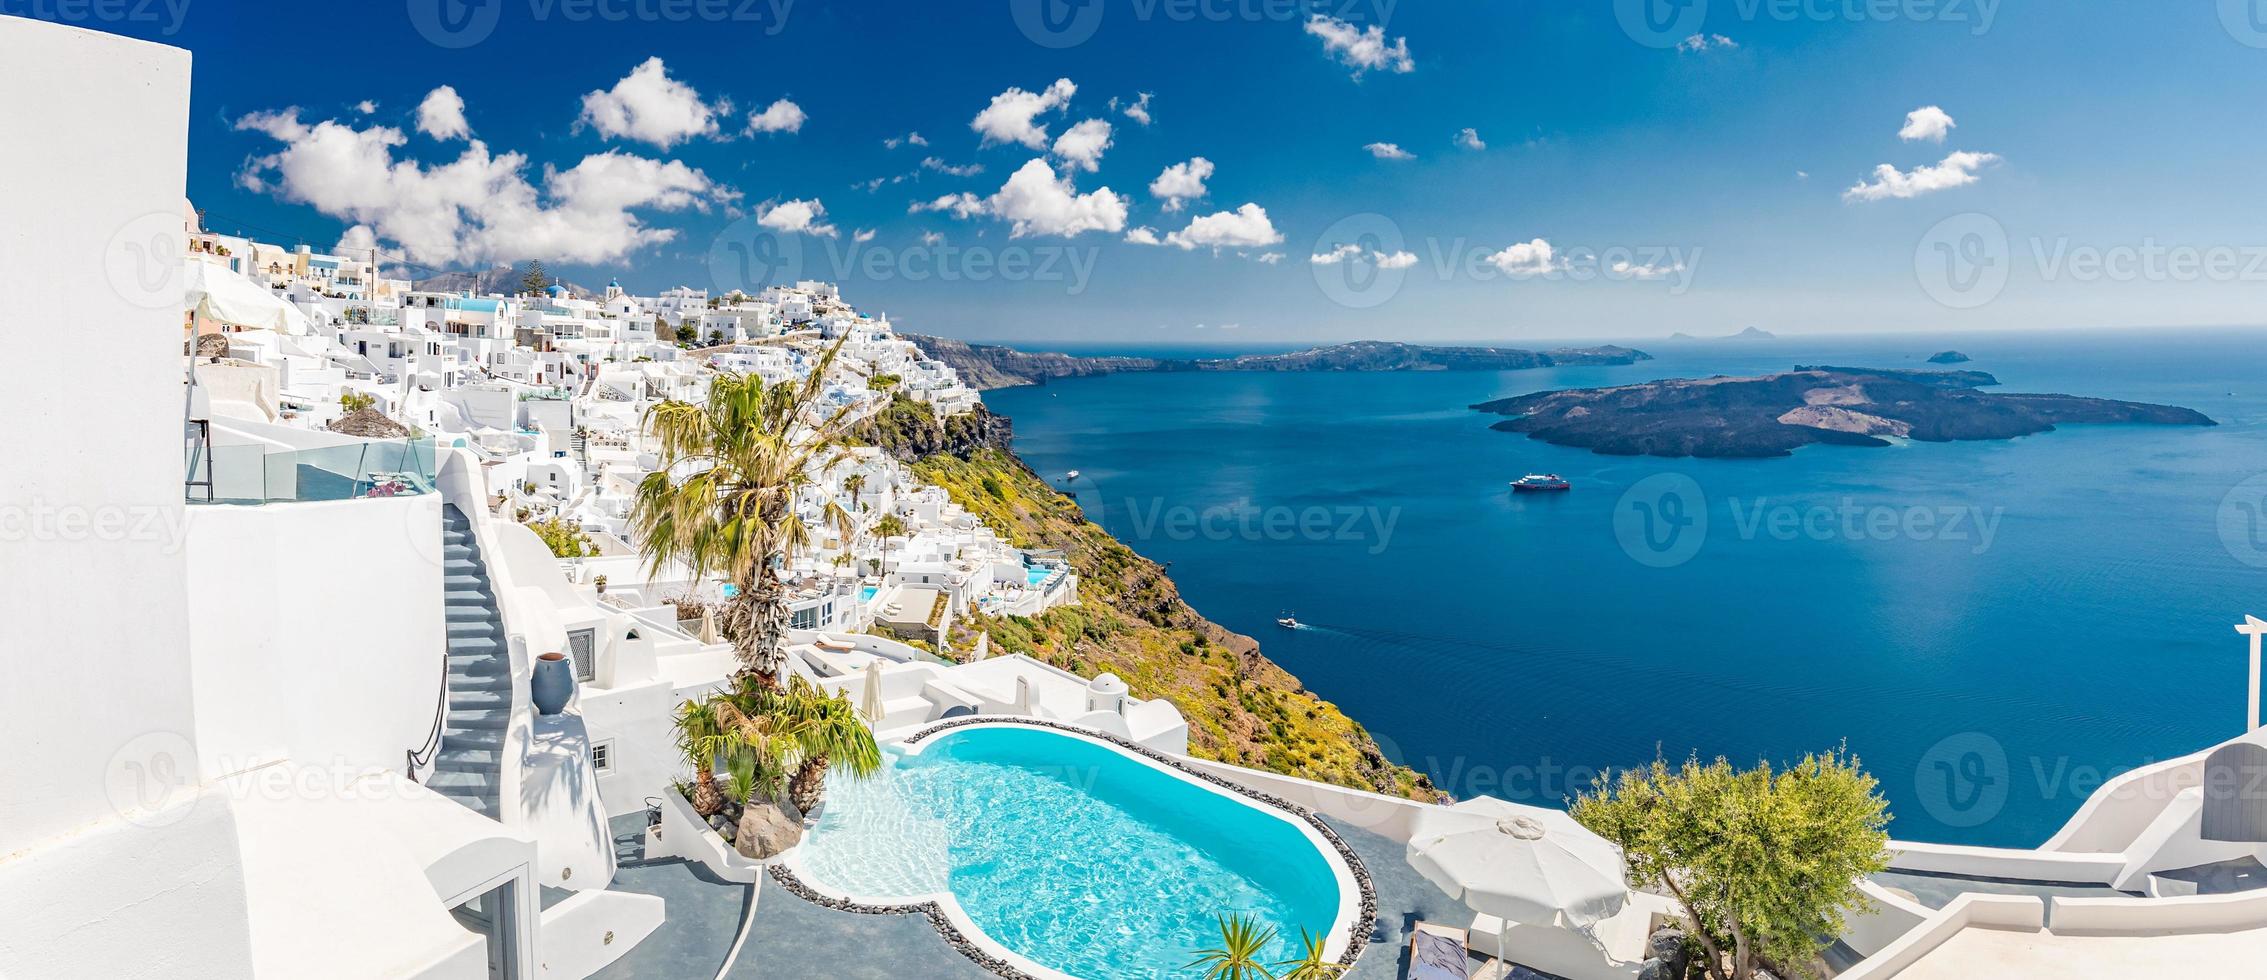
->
xmin=1510 ymin=473 xmax=1571 ymax=493
xmin=1276 ymin=615 xmax=1303 ymax=629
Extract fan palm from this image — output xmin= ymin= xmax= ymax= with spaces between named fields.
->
xmin=1274 ymin=928 xmax=1344 ymax=980
xmin=1187 ymin=914 xmax=1279 ymax=980
xmin=703 ymin=694 xmax=803 ymax=804
xmin=673 ymin=697 xmax=727 ymax=816
xmin=843 ymin=472 xmax=865 ymax=509
xmin=631 ymin=339 xmax=859 ymax=685
xmin=872 ymin=513 xmax=908 ymax=575
xmin=765 ymin=675 xmax=884 ymax=812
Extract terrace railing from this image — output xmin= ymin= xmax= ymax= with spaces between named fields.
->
xmin=187 ymin=437 xmax=440 ymax=505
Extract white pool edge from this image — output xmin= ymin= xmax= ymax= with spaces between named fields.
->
xmin=782 ymin=717 xmax=1373 ymax=979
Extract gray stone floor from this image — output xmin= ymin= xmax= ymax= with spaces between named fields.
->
xmin=590 ymin=814 xmax=753 ymax=980
xmin=727 ymin=879 xmax=998 ymax=980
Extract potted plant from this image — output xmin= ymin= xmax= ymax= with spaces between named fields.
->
xmin=594 ymin=573 xmax=609 ymax=594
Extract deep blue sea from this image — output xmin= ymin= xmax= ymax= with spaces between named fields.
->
xmin=987 ymin=329 xmax=2267 ymax=847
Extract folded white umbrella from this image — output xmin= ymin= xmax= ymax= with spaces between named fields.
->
xmin=1407 ymin=798 xmax=1630 ymax=929
xmin=860 ymin=661 xmax=885 ymax=727
xmin=184 ymin=260 xmax=312 ymax=335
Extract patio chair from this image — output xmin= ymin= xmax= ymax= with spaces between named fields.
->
xmin=1408 ymin=921 xmax=1472 ymax=980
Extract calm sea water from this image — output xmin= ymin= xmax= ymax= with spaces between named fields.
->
xmin=987 ymin=329 xmax=2267 ymax=847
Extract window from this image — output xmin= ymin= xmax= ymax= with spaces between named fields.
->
xmin=567 ymin=628 xmax=596 ymax=683
xmin=591 ymin=741 xmax=613 ymax=773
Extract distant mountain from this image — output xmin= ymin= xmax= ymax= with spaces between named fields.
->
xmin=413 ymin=266 xmax=595 ymax=300
xmin=1928 ymin=350 xmax=1973 ymax=364
xmin=1668 ymin=327 xmax=1777 ymax=341
xmin=904 ymin=336 xmax=1654 ymax=391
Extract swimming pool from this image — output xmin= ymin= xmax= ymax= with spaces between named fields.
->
xmin=792 ymin=724 xmax=1355 ymax=979
xmin=860 ymin=585 xmax=878 ymax=602
xmin=1025 ymin=565 xmax=1054 ymax=587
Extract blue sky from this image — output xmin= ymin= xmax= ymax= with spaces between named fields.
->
xmin=52 ymin=1 xmax=2267 ymax=343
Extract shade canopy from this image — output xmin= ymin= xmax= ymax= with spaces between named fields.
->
xmin=185 ymin=259 xmax=312 ymax=335
xmin=1406 ymin=798 xmax=1630 ymax=929
xmin=859 ymin=661 xmax=885 ymax=727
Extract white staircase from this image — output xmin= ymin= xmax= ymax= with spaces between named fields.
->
xmin=426 ymin=503 xmax=514 ymax=818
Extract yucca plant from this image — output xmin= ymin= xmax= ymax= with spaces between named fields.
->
xmin=1186 ymin=914 xmax=1278 ymax=980
xmin=673 ymin=697 xmax=727 ymax=816
xmin=769 ymin=675 xmax=884 ymax=812
xmin=631 ymin=338 xmax=859 ymax=686
xmin=1275 ymin=928 xmax=1343 ymax=980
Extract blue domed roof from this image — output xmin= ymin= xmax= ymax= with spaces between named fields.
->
xmin=547 ymin=282 xmax=570 ymax=296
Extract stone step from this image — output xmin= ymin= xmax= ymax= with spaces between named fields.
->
xmin=448 ymin=688 xmax=512 ymax=710
xmin=447 ymin=636 xmax=502 ymax=656
xmin=441 ymin=728 xmax=505 ymax=748
xmin=443 ymin=589 xmax=494 ymax=605
xmin=446 ymin=707 xmax=512 ymax=729
xmin=444 ymin=604 xmax=495 ymax=621
xmin=434 ymin=749 xmax=501 ymax=770
xmin=446 ymin=619 xmax=499 ymax=635
xmin=425 ymin=769 xmax=497 ymax=792
xmin=442 ymin=557 xmax=484 ymax=574
xmin=443 ymin=574 xmax=489 ymax=591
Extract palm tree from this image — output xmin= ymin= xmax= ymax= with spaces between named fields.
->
xmin=704 ymin=694 xmax=802 ymax=805
xmin=843 ymin=472 xmax=865 ymax=510
xmin=1274 ymin=929 xmax=1343 ymax=980
xmin=674 ymin=698 xmax=728 ymax=816
xmin=769 ymin=675 xmax=884 ymax=813
xmin=872 ymin=513 xmax=908 ymax=576
xmin=1187 ymin=914 xmax=1278 ymax=980
xmin=632 ymin=339 xmax=858 ymax=686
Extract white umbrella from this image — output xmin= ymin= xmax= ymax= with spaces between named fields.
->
xmin=184 ymin=260 xmax=312 ymax=335
xmin=1406 ymin=798 xmax=1629 ymax=929
xmin=698 ymin=607 xmax=721 ymax=645
xmin=860 ymin=661 xmax=885 ymax=727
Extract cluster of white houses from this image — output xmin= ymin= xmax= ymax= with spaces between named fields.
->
xmin=9 ymin=17 xmax=2267 ymax=980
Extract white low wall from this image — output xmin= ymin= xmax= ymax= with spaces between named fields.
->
xmin=1839 ymin=879 xmax=1936 ymax=958
xmin=2052 ymin=889 xmax=2267 ymax=935
xmin=1837 ymin=894 xmax=2046 ymax=980
xmin=1176 ymin=756 xmax=1436 ymax=842
xmin=2043 ymin=750 xmax=2212 ymax=853
xmin=185 ymin=495 xmax=446 ymax=780
xmin=539 ymin=889 xmax=666 ymax=979
xmin=1885 ymin=840 xmax=2127 ymax=885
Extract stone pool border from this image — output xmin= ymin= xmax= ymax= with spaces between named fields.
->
xmin=768 ymin=716 xmax=1380 ymax=979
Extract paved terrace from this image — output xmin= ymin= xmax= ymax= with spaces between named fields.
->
xmin=589 ymin=809 xmax=1575 ymax=980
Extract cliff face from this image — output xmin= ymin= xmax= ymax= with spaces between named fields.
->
xmin=905 ymin=335 xmax=1653 ymax=390
xmin=859 ymin=394 xmax=1014 ymax=462
xmin=875 ymin=401 xmax=1441 ymax=801
xmin=1472 ymin=366 xmax=2215 ymax=459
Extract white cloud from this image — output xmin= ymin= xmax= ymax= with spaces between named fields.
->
xmin=1843 ymin=150 xmax=2000 ymax=202
xmin=1305 ymin=15 xmax=1413 ymax=76
xmin=234 ymin=108 xmax=731 ymax=267
xmin=1148 ymin=157 xmax=1214 ymax=212
xmin=909 ymin=192 xmax=988 ymax=218
xmin=920 ymin=231 xmax=946 ymax=246
xmin=1052 ymin=119 xmax=1114 ymax=172
xmin=353 ymin=100 xmax=378 ymax=115
xmin=1365 ymin=142 xmax=1415 ymax=160
xmin=1117 ymin=92 xmax=1154 ymax=126
xmin=1485 ymin=239 xmax=1561 ymax=276
xmin=1899 ymin=105 xmax=1956 ymax=143
xmin=1677 ymin=34 xmax=1738 ymax=52
xmin=335 ymin=223 xmax=379 ymax=257
xmin=1454 ymin=128 xmax=1486 ymax=151
xmin=577 ymin=57 xmax=721 ymax=149
xmin=758 ymin=198 xmax=837 ymax=237
xmin=972 ymin=78 xmax=1077 ymax=150
xmin=745 ymin=99 xmax=807 ymax=135
xmin=1124 ymin=226 xmax=1162 ymax=245
xmin=984 ymin=158 xmax=1127 ymax=238
xmin=853 ymin=228 xmax=877 ymax=243
xmin=1611 ymin=259 xmax=1684 ymax=280
xmin=1163 ymin=203 xmax=1283 ymax=251
xmin=1310 ymin=242 xmax=1415 ymax=268
xmin=884 ymin=132 xmax=929 ymax=149
xmin=1255 ymin=252 xmax=1285 ymax=264
xmin=417 ymin=86 xmax=470 ymax=141
xmin=921 ymin=157 xmax=985 ymax=177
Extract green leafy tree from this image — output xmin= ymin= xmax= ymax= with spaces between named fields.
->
xmin=866 ymin=373 xmax=900 ymax=392
xmin=631 ymin=340 xmax=858 ymax=685
xmin=1571 ymin=748 xmax=1891 ymax=980
xmin=748 ymin=674 xmax=883 ymax=812
xmin=339 ymin=390 xmax=376 ymax=413
xmin=1187 ymin=914 xmax=1278 ymax=980
xmin=871 ymin=513 xmax=908 ymax=574
xmin=520 ymin=260 xmax=550 ymax=296
xmin=673 ymin=698 xmax=727 ymax=816
xmin=842 ymin=472 xmax=865 ymax=510
xmin=528 ymin=515 xmax=595 ymax=559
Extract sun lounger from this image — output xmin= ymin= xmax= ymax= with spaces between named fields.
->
xmin=1408 ymin=921 xmax=1472 ymax=980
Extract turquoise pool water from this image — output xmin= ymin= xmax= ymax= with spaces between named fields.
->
xmin=861 ymin=585 xmax=878 ymax=601
xmin=797 ymin=726 xmax=1344 ymax=979
xmin=1026 ymin=566 xmax=1053 ymax=586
